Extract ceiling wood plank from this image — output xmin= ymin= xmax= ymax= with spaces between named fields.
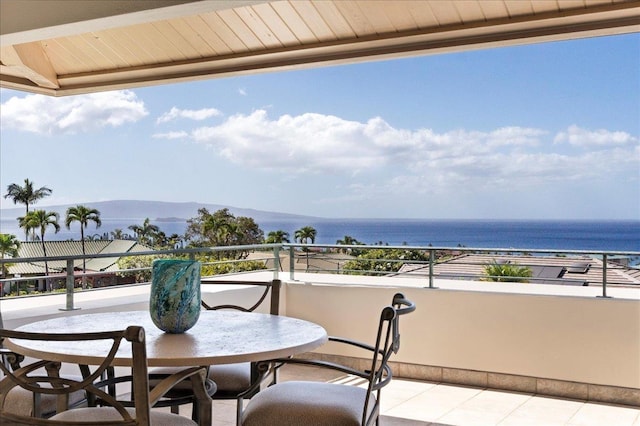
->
xmin=290 ymin=1 xmax=338 ymax=42
xmin=352 ymin=1 xmax=397 ymax=34
xmin=455 ymin=1 xmax=488 ymax=24
xmin=329 ymin=2 xmax=373 ymax=37
xmin=380 ymin=1 xmax=420 ymax=31
xmin=252 ymin=3 xmax=300 ymax=46
xmin=477 ymin=1 xmax=510 ymax=21
xmin=50 ymin=37 xmax=101 ymax=72
xmin=88 ymin=28 xmax=143 ymax=68
xmin=135 ymin=22 xmax=186 ymax=62
xmin=107 ymin=26 xmax=161 ymax=65
xmin=217 ymin=8 xmax=264 ymax=50
xmin=427 ymin=1 xmax=464 ymax=26
xmin=270 ymin=1 xmax=318 ymax=43
xmin=235 ymin=5 xmax=282 ymax=48
xmin=40 ymin=38 xmax=86 ymax=74
xmin=151 ymin=20 xmax=197 ymax=60
xmin=504 ymin=1 xmax=535 ymax=18
xmin=200 ymin=11 xmax=247 ymax=54
xmin=78 ymin=33 xmax=123 ymax=69
xmin=168 ymin=17 xmax=216 ymax=58
xmin=404 ymin=1 xmax=440 ymax=29
xmin=182 ymin=14 xmax=232 ymax=56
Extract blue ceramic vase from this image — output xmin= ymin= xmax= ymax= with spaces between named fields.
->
xmin=150 ymin=259 xmax=201 ymax=333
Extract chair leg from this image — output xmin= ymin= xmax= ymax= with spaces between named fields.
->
xmin=236 ymin=397 xmax=243 ymax=426
xmin=171 ymin=404 xmax=179 ymax=415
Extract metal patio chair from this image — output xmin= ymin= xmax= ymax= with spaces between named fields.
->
xmin=0 ymin=326 xmax=212 ymax=426
xmin=241 ymin=292 xmax=416 ymax=426
xmin=150 ymin=279 xmax=281 ymax=425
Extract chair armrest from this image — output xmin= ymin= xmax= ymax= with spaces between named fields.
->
xmin=269 ymin=357 xmax=369 ymax=379
xmin=148 ymin=367 xmax=211 ymax=406
xmin=328 ymin=336 xmax=378 ymax=353
xmin=0 ymin=349 xmax=25 ymax=371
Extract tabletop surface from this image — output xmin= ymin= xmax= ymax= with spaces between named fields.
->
xmin=6 ymin=310 xmax=328 ymax=367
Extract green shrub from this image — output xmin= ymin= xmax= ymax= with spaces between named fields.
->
xmin=483 ymin=260 xmax=533 ymax=283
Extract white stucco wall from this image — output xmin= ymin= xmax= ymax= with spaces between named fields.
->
xmin=283 ymin=282 xmax=640 ymax=389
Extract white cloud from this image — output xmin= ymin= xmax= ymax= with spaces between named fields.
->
xmin=554 ymin=125 xmax=637 ymax=147
xmin=156 ymin=107 xmax=221 ymax=124
xmin=152 ymin=131 xmax=189 ymax=139
xmin=165 ymin=109 xmax=638 ymax=198
xmin=0 ymin=90 xmax=147 ymax=135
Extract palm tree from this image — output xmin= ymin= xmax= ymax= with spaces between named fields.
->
xmin=128 ymin=218 xmax=160 ymax=246
xmin=110 ymin=228 xmax=127 ymax=240
xmin=266 ymin=230 xmax=290 ymax=244
xmin=0 ymin=232 xmax=20 ymax=273
xmin=65 ymin=205 xmax=101 ymax=289
xmin=294 ymin=226 xmax=317 ymax=270
xmin=336 ymin=235 xmax=363 ymax=255
xmin=4 ymin=179 xmax=52 ymax=240
xmin=19 ymin=210 xmax=60 ymax=290
xmin=0 ymin=234 xmax=21 ymax=298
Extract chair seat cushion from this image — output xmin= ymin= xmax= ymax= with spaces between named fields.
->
xmin=242 ymin=381 xmax=377 ymax=426
xmin=150 ymin=363 xmax=251 ymax=393
xmin=4 ymin=375 xmax=86 ymax=417
xmin=208 ymin=363 xmax=251 ymax=393
xmin=50 ymin=407 xmax=197 ymax=426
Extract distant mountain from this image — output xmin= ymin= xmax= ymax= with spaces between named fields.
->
xmin=0 ymin=200 xmax=319 ymax=223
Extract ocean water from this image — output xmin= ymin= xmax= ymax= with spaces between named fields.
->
xmin=1 ymin=217 xmax=638 ymax=252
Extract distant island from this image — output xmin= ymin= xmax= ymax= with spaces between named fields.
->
xmin=0 ymin=200 xmax=319 ymax=223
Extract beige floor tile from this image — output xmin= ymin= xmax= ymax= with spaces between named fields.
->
xmin=436 ymin=389 xmax=532 ymax=426
xmin=381 ymin=379 xmax=439 ymax=412
xmin=384 ymin=384 xmax=482 ymax=422
xmin=438 ymin=407 xmax=505 ymax=426
xmin=499 ymin=395 xmax=584 ymax=425
xmin=567 ymin=402 xmax=640 ymax=426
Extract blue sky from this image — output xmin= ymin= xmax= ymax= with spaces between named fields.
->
xmin=1 ymin=34 xmax=638 ymax=220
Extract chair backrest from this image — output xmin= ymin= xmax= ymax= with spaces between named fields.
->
xmin=363 ymin=292 xmax=415 ymax=425
xmin=0 ymin=326 xmax=151 ymax=426
xmin=200 ymin=279 xmax=281 ymax=315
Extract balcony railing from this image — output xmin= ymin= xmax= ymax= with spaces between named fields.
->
xmin=1 ymin=243 xmax=639 ymax=405
xmin=1 ymin=243 xmax=638 ymax=309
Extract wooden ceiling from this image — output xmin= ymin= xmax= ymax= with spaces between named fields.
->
xmin=1 ymin=0 xmax=639 ymax=96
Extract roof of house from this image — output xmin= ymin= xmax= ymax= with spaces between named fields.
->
xmin=397 ymin=254 xmax=640 ymax=287
xmin=2 ymin=0 xmax=638 ymax=96
xmin=8 ymin=239 xmax=153 ymax=275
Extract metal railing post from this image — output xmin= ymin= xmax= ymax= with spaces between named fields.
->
xmin=273 ymin=246 xmax=280 ymax=280
xmin=60 ymin=259 xmax=80 ymax=311
xmin=598 ymin=253 xmax=610 ymax=298
xmin=289 ymin=246 xmax=295 ymax=281
xmin=428 ymin=249 xmax=437 ymax=289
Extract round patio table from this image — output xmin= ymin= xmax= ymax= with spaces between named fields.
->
xmin=5 ymin=310 xmax=328 ymax=367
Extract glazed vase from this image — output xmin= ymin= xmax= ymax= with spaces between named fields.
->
xmin=150 ymin=259 xmax=201 ymax=333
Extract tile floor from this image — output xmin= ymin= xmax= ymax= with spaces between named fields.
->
xmin=188 ymin=364 xmax=640 ymax=426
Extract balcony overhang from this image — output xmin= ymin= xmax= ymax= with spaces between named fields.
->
xmin=2 ymin=0 xmax=639 ymax=96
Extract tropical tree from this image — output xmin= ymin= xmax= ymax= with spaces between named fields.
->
xmin=335 ymin=235 xmax=364 ymax=255
xmin=65 ymin=205 xmax=102 ymax=288
xmin=4 ymin=179 xmax=52 ymax=240
xmin=19 ymin=210 xmax=60 ymax=290
xmin=110 ymin=228 xmax=129 ymax=240
xmin=483 ymin=260 xmax=533 ymax=283
xmin=265 ymin=230 xmax=290 ymax=244
xmin=186 ymin=208 xmax=264 ymax=258
xmin=128 ymin=218 xmax=160 ymax=246
xmin=343 ymin=248 xmax=429 ymax=275
xmin=0 ymin=234 xmax=21 ymax=292
xmin=294 ymin=226 xmax=317 ymax=270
